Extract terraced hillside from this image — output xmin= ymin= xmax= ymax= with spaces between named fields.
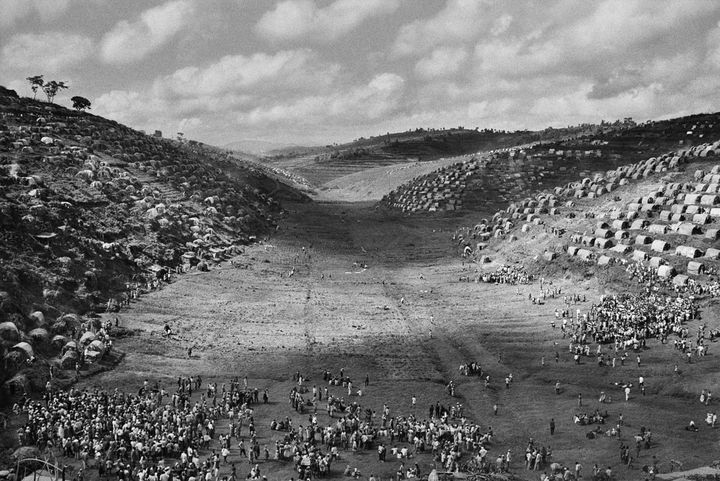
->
xmin=0 ymin=86 xmax=301 ymax=393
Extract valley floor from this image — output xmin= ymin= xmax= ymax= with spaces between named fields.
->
xmin=79 ymin=201 xmax=719 ymax=481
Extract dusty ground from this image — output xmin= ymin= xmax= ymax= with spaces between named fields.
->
xmin=79 ymin=200 xmax=720 ymax=481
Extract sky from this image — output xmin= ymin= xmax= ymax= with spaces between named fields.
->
xmin=2 ymin=0 xmax=720 ymax=147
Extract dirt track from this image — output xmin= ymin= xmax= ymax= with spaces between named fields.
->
xmin=90 ymin=201 xmax=720 ymax=481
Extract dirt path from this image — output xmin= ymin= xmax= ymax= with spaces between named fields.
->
xmin=85 ymin=201 xmax=720 ymax=481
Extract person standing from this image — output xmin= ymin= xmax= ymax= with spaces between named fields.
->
xmin=550 ymin=418 xmax=555 ymax=435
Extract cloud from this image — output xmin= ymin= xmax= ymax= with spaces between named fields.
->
xmin=1 ymin=32 xmax=94 ymax=72
xmin=159 ymin=49 xmax=339 ymax=97
xmin=100 ymin=0 xmax=194 ymax=64
xmin=256 ymin=0 xmax=399 ymax=42
xmin=393 ymin=0 xmax=487 ymax=56
xmin=240 ymin=73 xmax=405 ymax=125
xmin=0 ymin=0 xmax=72 ymax=29
xmin=415 ymin=47 xmax=468 ymax=79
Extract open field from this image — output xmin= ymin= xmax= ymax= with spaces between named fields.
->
xmin=73 ymin=200 xmax=720 ymax=481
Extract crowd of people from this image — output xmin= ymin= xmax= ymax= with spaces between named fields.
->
xmin=15 ymin=376 xmax=264 ymax=481
xmin=477 ymin=265 xmax=532 ymax=285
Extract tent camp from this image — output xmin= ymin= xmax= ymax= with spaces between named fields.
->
xmin=675 ymin=245 xmax=703 ymax=258
xmin=635 ymin=235 xmax=652 ymax=245
xmin=12 ymin=342 xmax=34 ymax=360
xmin=632 ymin=250 xmax=649 ymax=262
xmin=705 ymin=229 xmax=720 ymax=240
xmin=610 ymin=244 xmax=632 ymax=254
xmin=0 ymin=322 xmax=20 ymax=342
xmin=688 ymin=261 xmax=705 ymax=275
xmin=630 ymin=220 xmax=648 ymax=230
xmin=649 ymin=256 xmax=666 ymax=268
xmin=648 ymin=224 xmax=668 ymax=235
xmin=60 ymin=350 xmax=78 ymax=369
xmin=614 ymin=230 xmax=629 ymax=240
xmin=678 ymin=223 xmax=701 ymax=236
xmin=79 ymin=331 xmax=96 ymax=346
xmin=597 ymin=255 xmax=614 ymax=266
xmin=657 ymin=265 xmax=675 ymax=278
xmin=595 ymin=238 xmax=614 ymax=249
xmin=594 ymin=228 xmax=613 ymax=239
xmin=28 ymin=328 xmax=49 ymax=345
xmin=577 ymin=249 xmax=595 ymax=262
xmin=692 ymin=214 xmax=710 ymax=224
xmin=651 ymin=240 xmax=671 ymax=253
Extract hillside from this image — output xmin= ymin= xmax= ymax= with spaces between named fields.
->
xmin=255 ymin=121 xmax=645 ymax=201
xmin=381 ymin=112 xmax=720 ymax=214
xmin=0 ymin=86 xmax=303 ymax=390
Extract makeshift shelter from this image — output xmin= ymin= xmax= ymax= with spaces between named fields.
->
xmin=0 ymin=322 xmax=20 ymax=342
xmin=675 ymin=245 xmax=703 ymax=258
xmin=51 ymin=334 xmax=68 ymax=349
xmin=60 ymin=350 xmax=78 ymax=369
xmin=28 ymin=328 xmax=49 ymax=344
xmin=594 ymin=228 xmax=613 ymax=239
xmin=657 ymin=265 xmax=675 ymax=278
xmin=567 ymin=246 xmax=580 ymax=256
xmin=28 ymin=311 xmax=44 ymax=327
xmin=678 ymin=223 xmax=701 ymax=236
xmin=684 ymin=193 xmax=701 ymax=205
xmin=687 ymin=261 xmax=705 ymax=275
xmin=632 ymin=250 xmax=649 ymax=262
xmin=701 ymin=194 xmax=720 ymax=205
xmin=543 ymin=251 xmax=557 ymax=261
xmin=3 ymin=374 xmax=30 ymax=395
xmin=648 ymin=224 xmax=668 ymax=235
xmin=12 ymin=342 xmax=34 ymax=360
xmin=704 ymin=248 xmax=720 ymax=260
xmin=630 ymin=220 xmax=647 ymax=230
xmin=577 ymin=249 xmax=595 ymax=262
xmin=610 ymin=244 xmax=632 ymax=254
xmin=658 ymin=211 xmax=672 ymax=222
xmin=612 ymin=220 xmax=629 ymax=230
xmin=649 ymin=256 xmax=665 ymax=268
xmin=692 ymin=214 xmax=710 ymax=224
xmin=79 ymin=331 xmax=96 ymax=346
xmin=61 ymin=341 xmax=77 ymax=355
xmin=614 ymin=230 xmax=629 ymax=240
xmin=581 ymin=236 xmax=595 ymax=246
xmin=673 ymin=274 xmax=689 ymax=286
xmin=651 ymin=240 xmax=671 ymax=253
xmin=595 ymin=238 xmax=614 ymax=249
xmin=705 ymin=229 xmax=720 ymax=240
xmin=597 ymin=255 xmax=614 ymax=266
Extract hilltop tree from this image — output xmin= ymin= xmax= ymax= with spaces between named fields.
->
xmin=42 ymin=80 xmax=68 ymax=103
xmin=26 ymin=75 xmax=44 ymax=99
xmin=71 ymin=96 xmax=91 ymax=111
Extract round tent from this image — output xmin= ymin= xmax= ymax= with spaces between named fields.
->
xmin=28 ymin=311 xmax=45 ymax=326
xmin=0 ymin=321 xmax=20 ymax=342
xmin=51 ymin=334 xmax=68 ymax=348
xmin=60 ymin=350 xmax=79 ymax=369
xmin=4 ymin=373 xmax=30 ymax=395
xmin=87 ymin=339 xmax=105 ymax=352
xmin=12 ymin=342 xmax=34 ymax=359
xmin=61 ymin=341 xmax=78 ymax=355
xmin=79 ymin=331 xmax=96 ymax=345
xmin=28 ymin=328 xmax=50 ymax=344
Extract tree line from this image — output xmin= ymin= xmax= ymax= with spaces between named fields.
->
xmin=25 ymin=75 xmax=91 ymax=111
